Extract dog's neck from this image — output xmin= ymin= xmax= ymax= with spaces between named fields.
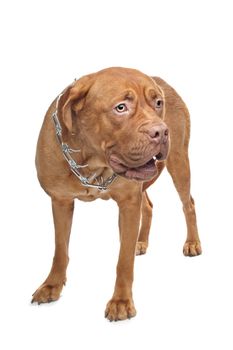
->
xmin=68 ymin=140 xmax=116 ymax=184
xmin=52 ymin=93 xmax=117 ymax=191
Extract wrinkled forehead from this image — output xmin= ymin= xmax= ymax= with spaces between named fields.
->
xmin=88 ymin=68 xmax=158 ymax=100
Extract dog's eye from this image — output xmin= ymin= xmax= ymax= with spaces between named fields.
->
xmin=155 ymin=99 xmax=163 ymax=109
xmin=115 ymin=103 xmax=128 ymax=113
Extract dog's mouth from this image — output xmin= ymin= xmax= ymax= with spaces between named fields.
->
xmin=109 ymin=153 xmax=164 ymax=181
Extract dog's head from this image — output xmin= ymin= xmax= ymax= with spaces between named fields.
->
xmin=59 ymin=67 xmax=169 ymax=181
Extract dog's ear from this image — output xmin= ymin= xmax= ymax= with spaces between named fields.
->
xmin=58 ymin=74 xmax=94 ymax=132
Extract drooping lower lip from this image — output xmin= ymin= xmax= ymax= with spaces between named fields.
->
xmin=109 ymin=155 xmax=160 ymax=181
xmin=125 ymin=158 xmax=157 ymax=180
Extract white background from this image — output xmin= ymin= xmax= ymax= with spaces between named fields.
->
xmin=1 ymin=0 xmax=233 ymax=349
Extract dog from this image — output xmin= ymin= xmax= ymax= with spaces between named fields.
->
xmin=32 ymin=67 xmax=202 ymax=321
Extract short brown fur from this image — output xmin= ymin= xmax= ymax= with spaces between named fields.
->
xmin=32 ymin=67 xmax=201 ymax=320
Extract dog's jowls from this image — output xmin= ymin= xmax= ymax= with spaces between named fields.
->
xmin=32 ymin=67 xmax=202 ymax=321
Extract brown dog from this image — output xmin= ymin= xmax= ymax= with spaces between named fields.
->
xmin=32 ymin=67 xmax=201 ymax=320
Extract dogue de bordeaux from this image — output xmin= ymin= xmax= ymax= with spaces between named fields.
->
xmin=32 ymin=67 xmax=202 ymax=321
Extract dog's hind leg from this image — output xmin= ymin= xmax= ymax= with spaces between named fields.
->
xmin=166 ymin=150 xmax=202 ymax=257
xmin=136 ymin=191 xmax=153 ymax=255
xmin=32 ymin=198 xmax=74 ymax=303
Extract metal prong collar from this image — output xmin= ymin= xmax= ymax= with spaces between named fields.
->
xmin=51 ymin=90 xmax=117 ymax=191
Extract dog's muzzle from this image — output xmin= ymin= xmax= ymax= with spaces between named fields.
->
xmin=109 ymin=123 xmax=169 ymax=181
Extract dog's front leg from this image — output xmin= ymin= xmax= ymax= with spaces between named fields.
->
xmin=105 ymin=192 xmax=142 ymax=321
xmin=32 ymin=198 xmax=74 ymax=304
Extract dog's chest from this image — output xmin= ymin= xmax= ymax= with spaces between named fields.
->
xmin=75 ymin=187 xmax=111 ymax=202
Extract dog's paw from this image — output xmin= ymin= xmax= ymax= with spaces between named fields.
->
xmin=105 ymin=298 xmax=136 ymax=321
xmin=31 ymin=283 xmax=63 ymax=304
xmin=183 ymin=241 xmax=202 ymax=257
xmin=136 ymin=241 xmax=148 ymax=255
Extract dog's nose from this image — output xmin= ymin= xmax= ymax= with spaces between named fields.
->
xmin=148 ymin=124 xmax=169 ymax=144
